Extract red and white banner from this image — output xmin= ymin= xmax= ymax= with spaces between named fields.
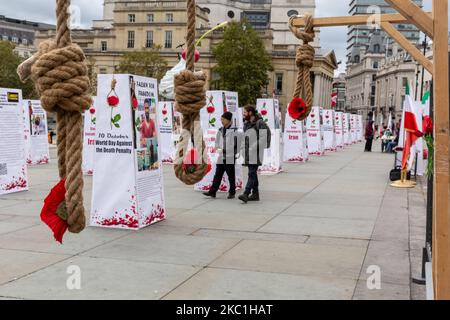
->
xmin=334 ymin=111 xmax=344 ymax=148
xmin=257 ymin=98 xmax=282 ymax=174
xmin=0 ymin=88 xmax=29 ymax=195
xmin=323 ymin=109 xmax=336 ymax=152
xmin=91 ymin=74 xmax=165 ymax=230
xmin=23 ymin=100 xmax=50 ymax=165
xmin=283 ymin=112 xmax=308 ymax=163
xmin=82 ymin=97 xmax=96 ymax=175
xmin=306 ymin=106 xmax=324 ymax=156
xmin=157 ymin=101 xmax=176 ymax=164
xmin=331 ymin=91 xmax=338 ymax=108
xmin=342 ymin=113 xmax=352 ymax=146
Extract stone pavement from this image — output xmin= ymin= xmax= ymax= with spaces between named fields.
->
xmin=0 ymin=142 xmax=427 ymax=300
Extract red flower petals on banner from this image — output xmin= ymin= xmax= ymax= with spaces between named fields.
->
xmin=107 ymin=95 xmax=119 ymax=107
xmin=132 ymin=97 xmax=138 ymax=110
xmin=260 ymin=109 xmax=268 ymax=116
xmin=162 ymin=109 xmax=168 ymax=116
xmin=181 ymin=48 xmax=200 ymax=63
xmin=207 ymin=106 xmax=215 ymax=114
xmin=423 ymin=116 xmax=433 ymax=135
xmin=89 ymin=107 xmax=96 ymax=114
xmin=288 ymin=97 xmax=307 ymax=120
xmin=40 ymin=179 xmax=69 ymax=244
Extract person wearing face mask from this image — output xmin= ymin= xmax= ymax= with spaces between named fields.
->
xmin=238 ymin=105 xmax=271 ymax=203
xmin=140 ymin=99 xmax=156 ymax=148
xmin=203 ymin=112 xmax=241 ymax=199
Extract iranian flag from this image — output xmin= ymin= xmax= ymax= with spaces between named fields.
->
xmin=331 ymin=92 xmax=337 ymax=108
xmin=401 ymin=84 xmax=423 ymax=170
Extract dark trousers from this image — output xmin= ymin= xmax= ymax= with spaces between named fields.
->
xmin=210 ymin=164 xmax=236 ymax=195
xmin=245 ymin=165 xmax=259 ymax=195
xmin=365 ymin=138 xmax=373 ymax=152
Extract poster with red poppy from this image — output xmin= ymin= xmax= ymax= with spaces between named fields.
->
xmin=342 ymin=113 xmax=352 ymax=146
xmin=0 ymin=88 xmax=29 ymax=195
xmin=22 ymin=100 xmax=50 ymax=165
xmin=195 ymin=91 xmax=244 ymax=192
xmin=91 ymin=74 xmax=165 ymax=230
xmin=323 ymin=109 xmax=336 ymax=152
xmin=334 ymin=111 xmax=344 ymax=148
xmin=356 ymin=115 xmax=363 ymax=142
xmin=283 ymin=111 xmax=309 ymax=163
xmin=349 ymin=114 xmax=358 ymax=144
xmin=306 ymin=106 xmax=324 ymax=156
xmin=82 ymin=97 xmax=97 ymax=175
xmin=157 ymin=101 xmax=176 ymax=164
xmin=256 ymin=99 xmax=282 ymax=174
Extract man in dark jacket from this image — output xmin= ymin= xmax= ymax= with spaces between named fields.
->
xmin=238 ymin=105 xmax=271 ymax=203
xmin=203 ymin=112 xmax=241 ymax=199
xmin=365 ymin=120 xmax=374 ymax=152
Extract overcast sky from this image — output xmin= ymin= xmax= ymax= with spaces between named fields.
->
xmin=0 ymin=0 xmax=440 ymax=75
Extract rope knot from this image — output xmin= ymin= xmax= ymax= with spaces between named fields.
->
xmin=18 ymin=40 xmax=91 ymax=114
xmin=174 ymin=69 xmax=207 ymax=116
xmin=296 ymin=44 xmax=315 ymax=69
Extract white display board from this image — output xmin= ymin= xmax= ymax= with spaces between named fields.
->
xmin=356 ymin=115 xmax=363 ymax=142
xmin=0 ymin=88 xmax=29 ymax=195
xmin=342 ymin=113 xmax=352 ymax=146
xmin=334 ymin=111 xmax=344 ymax=149
xmin=323 ymin=109 xmax=336 ymax=152
xmin=350 ymin=114 xmax=358 ymax=144
xmin=306 ymin=106 xmax=324 ymax=156
xmin=157 ymin=101 xmax=176 ymax=164
xmin=23 ymin=100 xmax=50 ymax=165
xmin=283 ymin=113 xmax=309 ymax=163
xmin=91 ymin=74 xmax=165 ymax=229
xmin=195 ymin=91 xmax=243 ymax=192
xmin=257 ymin=98 xmax=282 ymax=174
xmin=82 ymin=97 xmax=96 ymax=175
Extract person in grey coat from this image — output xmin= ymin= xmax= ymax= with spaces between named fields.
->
xmin=203 ymin=112 xmax=241 ymax=199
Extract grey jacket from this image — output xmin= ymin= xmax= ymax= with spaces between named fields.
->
xmin=215 ymin=125 xmax=242 ymax=165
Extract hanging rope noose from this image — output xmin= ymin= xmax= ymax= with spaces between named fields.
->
xmin=17 ymin=0 xmax=90 ymax=234
xmin=173 ymin=0 xmax=209 ymax=185
xmin=288 ymin=14 xmax=316 ymax=120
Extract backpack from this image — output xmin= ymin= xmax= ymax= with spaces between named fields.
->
xmin=256 ymin=119 xmax=271 ymax=149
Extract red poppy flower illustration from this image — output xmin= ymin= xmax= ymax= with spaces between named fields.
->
xmin=89 ymin=107 xmax=96 ymax=114
xmin=107 ymin=95 xmax=119 ymax=107
xmin=181 ymin=48 xmax=200 ymax=63
xmin=162 ymin=109 xmax=168 ymax=116
xmin=207 ymin=106 xmax=215 ymax=114
xmin=261 ymin=109 xmax=268 ymax=116
xmin=132 ymin=97 xmax=138 ymax=110
xmin=40 ymin=179 xmax=69 ymax=244
xmin=288 ymin=97 xmax=307 ymax=120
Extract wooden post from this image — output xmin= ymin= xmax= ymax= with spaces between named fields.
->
xmin=432 ymin=0 xmax=450 ymax=300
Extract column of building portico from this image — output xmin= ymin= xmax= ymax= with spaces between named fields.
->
xmin=313 ymin=72 xmax=321 ymax=107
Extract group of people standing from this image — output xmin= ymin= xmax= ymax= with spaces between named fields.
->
xmin=364 ymin=118 xmax=401 ymax=153
xmin=202 ymin=105 xmax=271 ymax=203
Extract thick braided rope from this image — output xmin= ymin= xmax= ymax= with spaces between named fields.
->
xmin=289 ymin=14 xmax=315 ymax=120
xmin=17 ymin=0 xmax=89 ymax=233
xmin=173 ymin=0 xmax=208 ymax=185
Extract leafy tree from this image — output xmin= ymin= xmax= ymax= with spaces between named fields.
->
xmin=118 ymin=45 xmax=168 ymax=80
xmin=212 ymin=20 xmax=273 ymax=106
xmin=0 ymin=41 xmax=36 ymax=99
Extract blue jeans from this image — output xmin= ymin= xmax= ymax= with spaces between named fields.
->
xmin=245 ymin=165 xmax=259 ymax=195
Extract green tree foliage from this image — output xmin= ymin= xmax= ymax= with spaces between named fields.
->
xmin=212 ymin=20 xmax=273 ymax=105
xmin=0 ymin=41 xmax=36 ymax=99
xmin=118 ymin=45 xmax=168 ymax=80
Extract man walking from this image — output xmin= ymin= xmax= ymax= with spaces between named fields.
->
xmin=203 ymin=112 xmax=240 ymax=199
xmin=364 ymin=119 xmax=375 ymax=152
xmin=238 ymin=105 xmax=271 ymax=203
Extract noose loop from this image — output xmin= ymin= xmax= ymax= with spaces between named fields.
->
xmin=288 ymin=14 xmax=316 ymax=121
xmin=17 ymin=0 xmax=90 ymax=233
xmin=173 ymin=0 xmax=209 ymax=185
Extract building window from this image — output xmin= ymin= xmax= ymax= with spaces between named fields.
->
xmin=128 ymin=14 xmax=135 ymax=23
xmin=373 ymin=44 xmax=380 ymax=53
xmin=127 ymin=31 xmax=135 ymax=48
xmin=287 ymin=10 xmax=299 ymax=17
xmin=22 ymin=38 xmax=28 ymax=45
xmin=146 ymin=31 xmax=153 ymax=48
xmin=402 ymin=77 xmax=408 ymax=87
xmin=165 ymin=31 xmax=172 ymax=48
xmin=101 ymin=41 xmax=107 ymax=52
xmin=275 ymin=73 xmax=283 ymax=94
xmin=12 ymin=36 xmax=18 ymax=43
xmin=373 ymin=61 xmax=378 ymax=69
xmin=147 ymin=14 xmax=154 ymax=23
xmin=166 ymin=13 xmax=173 ymax=23
xmin=228 ymin=11 xmax=235 ymax=18
xmin=99 ymin=68 xmax=107 ymax=74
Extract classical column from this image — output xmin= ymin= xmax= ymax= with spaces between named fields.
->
xmin=313 ymin=72 xmax=321 ymax=106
